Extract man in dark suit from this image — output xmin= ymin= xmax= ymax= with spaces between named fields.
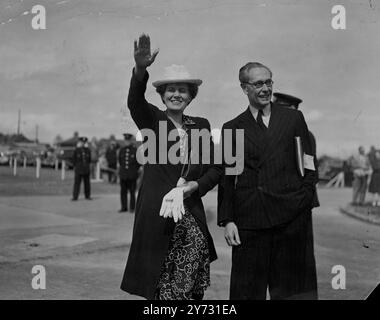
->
xmin=218 ymin=62 xmax=318 ymax=300
xmin=118 ymin=133 xmax=141 ymax=213
xmin=72 ymin=137 xmax=92 ymax=201
xmin=273 ymin=92 xmax=320 ymax=208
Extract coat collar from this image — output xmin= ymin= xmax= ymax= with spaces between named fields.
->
xmin=183 ymin=115 xmax=196 ymax=126
xmin=238 ymin=106 xmax=266 ymax=149
xmin=163 ymin=111 xmax=197 ymax=131
xmin=259 ymin=103 xmax=288 ymax=165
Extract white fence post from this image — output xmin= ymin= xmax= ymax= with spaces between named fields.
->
xmin=96 ymin=161 xmax=101 ymax=180
xmin=13 ymin=158 xmax=17 ymax=176
xmin=55 ymin=159 xmax=59 ymax=171
xmin=23 ymin=157 xmax=27 ymax=169
xmin=61 ymin=160 xmax=66 ymax=180
xmin=36 ymin=157 xmax=41 ymax=179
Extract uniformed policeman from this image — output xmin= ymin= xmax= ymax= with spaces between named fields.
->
xmin=118 ymin=133 xmax=140 ymax=213
xmin=273 ymin=92 xmax=320 ymax=207
xmin=71 ymin=137 xmax=92 ymax=201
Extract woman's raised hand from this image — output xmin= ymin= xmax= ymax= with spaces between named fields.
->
xmin=134 ymin=34 xmax=159 ymax=69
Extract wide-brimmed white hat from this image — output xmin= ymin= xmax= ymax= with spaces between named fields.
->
xmin=152 ymin=64 xmax=202 ymax=88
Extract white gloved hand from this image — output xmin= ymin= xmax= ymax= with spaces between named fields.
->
xmin=172 ymin=187 xmax=186 ymax=222
xmin=159 ymin=187 xmax=186 ymax=223
xmin=159 ymin=188 xmax=176 ymax=219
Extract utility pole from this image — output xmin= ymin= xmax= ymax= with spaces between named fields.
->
xmin=35 ymin=125 xmax=39 ymax=143
xmin=17 ymin=109 xmax=21 ymax=135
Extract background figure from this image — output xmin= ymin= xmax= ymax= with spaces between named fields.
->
xmin=343 ymin=160 xmax=353 ymax=187
xmin=72 ymin=137 xmax=92 ymax=201
xmin=98 ymin=153 xmax=107 ymax=180
xmin=118 ymin=133 xmax=140 ymax=213
xmin=90 ymin=138 xmax=99 ymax=179
xmin=368 ymin=146 xmax=380 ymax=206
xmin=105 ymin=140 xmax=118 ymax=184
xmin=350 ymin=146 xmax=372 ymax=206
xmin=273 ymin=92 xmax=320 ymax=208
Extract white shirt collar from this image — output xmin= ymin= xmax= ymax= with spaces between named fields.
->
xmin=248 ymin=105 xmax=271 ymax=127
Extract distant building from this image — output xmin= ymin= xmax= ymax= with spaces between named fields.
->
xmin=55 ymin=132 xmax=80 ymax=168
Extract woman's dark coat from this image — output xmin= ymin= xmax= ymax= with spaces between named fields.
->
xmin=120 ymin=70 xmax=222 ymax=299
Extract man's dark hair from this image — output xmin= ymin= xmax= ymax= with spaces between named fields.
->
xmin=156 ymin=83 xmax=198 ymax=103
xmin=239 ymin=62 xmax=273 ymax=84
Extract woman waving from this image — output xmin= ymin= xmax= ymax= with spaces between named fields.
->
xmin=120 ymin=34 xmax=222 ymax=300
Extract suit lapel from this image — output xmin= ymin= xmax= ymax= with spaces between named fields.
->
xmin=238 ymin=108 xmax=265 ymax=150
xmin=258 ymin=103 xmax=289 ymax=166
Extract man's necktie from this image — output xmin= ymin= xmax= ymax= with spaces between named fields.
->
xmin=257 ymin=109 xmax=267 ymax=131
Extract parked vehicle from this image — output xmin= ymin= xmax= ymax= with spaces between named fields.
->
xmin=0 ymin=152 xmax=9 ymax=165
xmin=56 ymin=146 xmax=75 ymax=169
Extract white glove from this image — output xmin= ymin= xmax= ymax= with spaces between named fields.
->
xmin=159 ymin=187 xmax=186 ymax=223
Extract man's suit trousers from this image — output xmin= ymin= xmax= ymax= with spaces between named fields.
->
xmin=230 ymin=211 xmax=318 ymax=300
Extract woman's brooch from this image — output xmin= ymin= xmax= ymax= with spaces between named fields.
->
xmin=183 ymin=115 xmax=196 ymax=126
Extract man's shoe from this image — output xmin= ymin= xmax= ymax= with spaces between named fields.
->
xmin=85 ymin=197 xmax=93 ymax=200
xmin=118 ymin=209 xmax=128 ymax=213
xmin=71 ymin=198 xmax=78 ymax=201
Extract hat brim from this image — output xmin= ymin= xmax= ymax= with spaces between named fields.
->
xmin=273 ymin=93 xmax=303 ymax=105
xmin=152 ymin=79 xmax=202 ymax=88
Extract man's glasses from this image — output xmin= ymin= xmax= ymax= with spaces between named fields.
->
xmin=242 ymin=79 xmax=274 ymax=89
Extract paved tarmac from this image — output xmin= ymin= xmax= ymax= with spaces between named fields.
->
xmin=0 ymin=188 xmax=379 ymax=300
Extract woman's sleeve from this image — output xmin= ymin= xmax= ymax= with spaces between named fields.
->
xmin=217 ymin=123 xmax=236 ymax=226
xmin=196 ymin=119 xmax=224 ymax=197
xmin=127 ymin=68 xmax=158 ymax=130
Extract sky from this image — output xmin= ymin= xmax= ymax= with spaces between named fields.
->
xmin=0 ymin=0 xmax=379 ymax=157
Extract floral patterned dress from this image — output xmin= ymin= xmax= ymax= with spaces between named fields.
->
xmin=155 ymin=208 xmax=210 ymax=300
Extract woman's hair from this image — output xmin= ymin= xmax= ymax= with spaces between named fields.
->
xmin=156 ymin=83 xmax=199 ymax=102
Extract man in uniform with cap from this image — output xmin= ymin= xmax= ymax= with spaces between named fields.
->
xmin=72 ymin=137 xmax=92 ymax=201
xmin=118 ymin=133 xmax=140 ymax=213
xmin=273 ymin=93 xmax=317 ymax=156
xmin=273 ymin=92 xmax=320 ymax=208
